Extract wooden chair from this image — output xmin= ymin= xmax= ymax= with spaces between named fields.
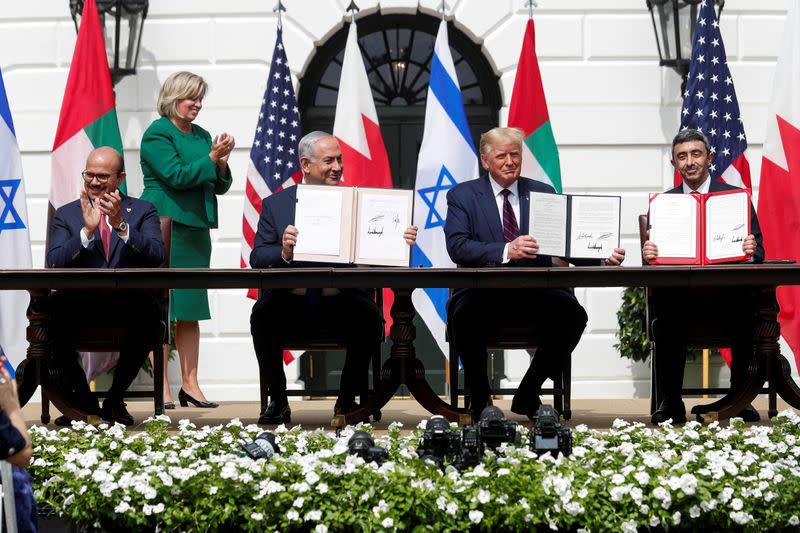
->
xmin=257 ymin=288 xmax=384 ymax=421
xmin=447 ymin=319 xmax=572 ymax=420
xmin=40 ymin=216 xmax=172 ymax=424
xmin=637 ymin=214 xmax=778 ymax=417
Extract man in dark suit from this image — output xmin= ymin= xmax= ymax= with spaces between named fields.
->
xmin=47 ymin=146 xmax=164 ymax=425
xmin=643 ymin=128 xmax=763 ymax=424
xmin=250 ymin=131 xmax=417 ymax=424
xmin=445 ymin=127 xmax=626 ymax=421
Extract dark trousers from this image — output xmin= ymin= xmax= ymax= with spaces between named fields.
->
xmin=49 ymin=290 xmax=161 ymax=413
xmin=651 ymin=287 xmax=759 ymax=406
xmin=447 ymin=288 xmax=587 ymax=406
xmin=250 ymin=289 xmax=382 ymax=403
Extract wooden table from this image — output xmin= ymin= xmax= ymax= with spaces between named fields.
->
xmin=3 ymin=264 xmax=800 ymax=425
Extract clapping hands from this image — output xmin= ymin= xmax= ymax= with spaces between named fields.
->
xmin=210 ymin=132 xmax=235 ymax=169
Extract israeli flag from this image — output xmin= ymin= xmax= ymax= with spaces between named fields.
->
xmin=0 ymin=65 xmax=32 ymax=367
xmin=412 ymin=20 xmax=479 ymax=359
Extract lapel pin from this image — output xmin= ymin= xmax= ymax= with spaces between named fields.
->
xmin=126 ymin=207 xmax=132 ymax=212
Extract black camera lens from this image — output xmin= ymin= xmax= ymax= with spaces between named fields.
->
xmin=479 ymin=405 xmax=504 ymax=422
xmin=425 ymin=415 xmax=450 ymax=433
xmin=348 ymin=431 xmax=375 ymax=457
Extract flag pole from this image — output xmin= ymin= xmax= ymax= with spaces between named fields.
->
xmin=439 ymin=1 xmax=449 ymax=20
xmin=525 ymin=0 xmax=538 ymax=19
xmin=273 ymin=0 xmax=285 ymax=30
xmin=346 ymin=0 xmax=360 ymax=22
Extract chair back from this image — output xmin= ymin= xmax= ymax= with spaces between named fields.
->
xmin=159 ymin=216 xmax=172 ymax=268
xmin=638 ymin=214 xmax=648 ymax=264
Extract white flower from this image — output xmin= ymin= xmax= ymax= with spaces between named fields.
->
xmin=730 ymin=511 xmax=753 ymax=525
xmin=287 ymin=509 xmax=300 ymax=521
xmin=634 ymin=472 xmax=650 ymax=485
xmin=730 ymin=498 xmax=744 ymax=511
xmin=789 ymin=516 xmax=800 ymax=526
xmin=315 ymin=525 xmax=328 ymax=533
xmin=381 ymin=517 xmax=394 ymax=528
xmin=564 ymin=502 xmax=584 ymax=516
xmin=620 ymin=520 xmax=638 ymax=533
xmin=114 ymin=502 xmax=130 ymax=513
xmin=446 ymin=502 xmax=458 ymax=517
xmin=611 ymin=473 xmax=625 ymax=485
xmin=672 ymin=511 xmax=681 ymax=525
xmin=689 ymin=505 xmax=701 ymax=518
xmin=293 ymin=497 xmax=305 ymax=508
xmin=251 ymin=512 xmax=263 ymax=521
xmin=305 ymin=471 xmax=320 ymax=485
xmin=209 ymin=486 xmax=218 ymax=495
xmin=477 ymin=489 xmax=491 ymax=504
xmin=469 ymin=510 xmax=483 ymax=524
xmin=317 ymin=483 xmax=328 ymax=495
xmin=305 ymin=510 xmax=322 ymax=521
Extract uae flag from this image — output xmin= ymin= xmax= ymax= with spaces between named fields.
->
xmin=758 ymin=0 xmax=800 ymax=368
xmin=48 ymin=0 xmax=124 ymax=253
xmin=507 ymin=18 xmax=562 ymax=192
xmin=332 ymin=18 xmax=394 ymax=332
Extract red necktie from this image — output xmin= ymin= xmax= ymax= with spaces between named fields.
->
xmin=99 ymin=214 xmax=111 ymax=260
xmin=501 ymin=189 xmax=519 ymax=243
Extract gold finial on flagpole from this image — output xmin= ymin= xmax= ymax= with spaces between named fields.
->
xmin=525 ymin=0 xmax=538 ymax=19
xmin=346 ymin=0 xmax=360 ymax=22
xmin=273 ymin=1 xmax=286 ymax=30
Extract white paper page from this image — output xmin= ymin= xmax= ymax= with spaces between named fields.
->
xmin=568 ymin=195 xmax=621 ymax=259
xmin=649 ymin=194 xmax=697 ymax=258
xmin=530 ymin=192 xmax=568 ymax=257
xmin=294 ymin=187 xmax=343 ymax=256
xmin=705 ymin=192 xmax=749 ymax=261
xmin=356 ymin=193 xmax=410 ymax=262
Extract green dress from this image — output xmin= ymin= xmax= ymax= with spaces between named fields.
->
xmin=140 ymin=116 xmax=233 ymax=321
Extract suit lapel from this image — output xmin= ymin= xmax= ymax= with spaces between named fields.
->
xmin=106 ymin=196 xmax=130 ymax=265
xmin=518 ymin=179 xmax=530 ymax=235
xmin=476 ymin=177 xmax=503 ymax=242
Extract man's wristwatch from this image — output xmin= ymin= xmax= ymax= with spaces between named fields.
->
xmin=114 ymin=221 xmax=128 ymax=233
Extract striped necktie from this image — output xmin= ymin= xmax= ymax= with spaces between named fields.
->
xmin=501 ymin=189 xmax=519 ymax=242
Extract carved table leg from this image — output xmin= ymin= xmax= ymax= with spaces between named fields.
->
xmin=16 ymin=290 xmax=48 ymax=417
xmin=334 ymin=287 xmax=469 ymax=428
xmin=691 ymin=287 xmax=776 ymax=421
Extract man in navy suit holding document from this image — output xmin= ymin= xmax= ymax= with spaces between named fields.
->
xmin=643 ymin=129 xmax=764 ymax=424
xmin=249 ymin=131 xmax=417 ymax=424
xmin=444 ymin=127 xmax=626 ymax=422
xmin=47 ymin=147 xmax=164 ymax=426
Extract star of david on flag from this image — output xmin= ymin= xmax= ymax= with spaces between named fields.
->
xmin=0 ymin=179 xmax=25 ymax=234
xmin=418 ymin=166 xmax=458 ymax=229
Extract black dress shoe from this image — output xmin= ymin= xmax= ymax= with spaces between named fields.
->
xmin=54 ymin=415 xmax=73 ymax=427
xmin=178 ymin=388 xmax=219 ymax=408
xmin=510 ymin=396 xmax=543 ymax=422
xmin=735 ymin=404 xmax=761 ymax=422
xmin=163 ymin=401 xmax=175 ymax=410
xmin=651 ymin=400 xmax=687 ymax=425
xmin=102 ymin=401 xmax=135 ymax=426
xmin=259 ymin=399 xmax=291 ymax=424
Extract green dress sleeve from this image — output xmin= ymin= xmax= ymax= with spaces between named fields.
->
xmin=215 ymin=164 xmax=233 ymax=195
xmin=140 ymin=126 xmax=218 ymax=190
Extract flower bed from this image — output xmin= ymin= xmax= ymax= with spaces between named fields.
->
xmin=30 ymin=412 xmax=800 ymax=532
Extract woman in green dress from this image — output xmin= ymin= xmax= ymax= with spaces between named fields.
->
xmin=140 ymin=71 xmax=234 ymax=408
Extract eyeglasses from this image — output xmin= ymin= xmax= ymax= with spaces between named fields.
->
xmin=81 ymin=171 xmax=119 ymax=183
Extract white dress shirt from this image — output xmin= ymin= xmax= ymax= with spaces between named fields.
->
xmin=681 ymin=176 xmax=711 ymax=194
xmin=488 ymin=176 xmax=521 ymax=264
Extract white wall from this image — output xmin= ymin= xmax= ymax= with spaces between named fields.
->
xmin=1 ymin=0 xmax=795 ymax=400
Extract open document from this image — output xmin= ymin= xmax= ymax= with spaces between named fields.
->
xmin=293 ymin=184 xmax=413 ymax=266
xmin=648 ymin=189 xmax=750 ymax=265
xmin=529 ymin=192 xmax=621 ymax=259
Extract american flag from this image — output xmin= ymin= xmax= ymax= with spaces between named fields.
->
xmin=241 ymin=28 xmax=303 ymax=364
xmin=677 ymin=0 xmax=751 ymax=188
